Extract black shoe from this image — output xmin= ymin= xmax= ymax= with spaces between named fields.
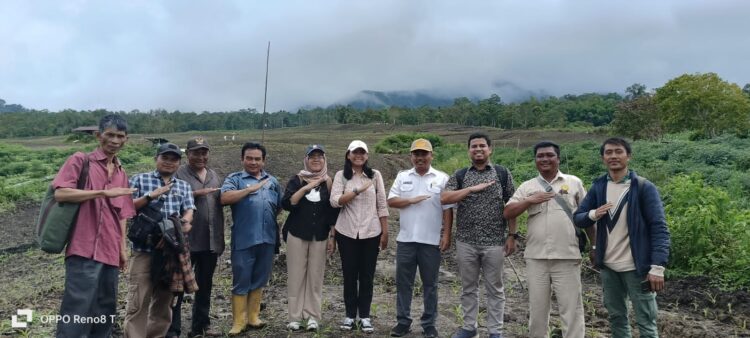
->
xmin=424 ymin=326 xmax=439 ymax=338
xmin=391 ymin=323 xmax=411 ymax=337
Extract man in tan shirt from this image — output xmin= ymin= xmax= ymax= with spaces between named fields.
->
xmin=504 ymin=141 xmax=593 ymax=338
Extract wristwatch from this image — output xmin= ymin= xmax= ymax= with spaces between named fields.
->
xmin=353 ymin=188 xmax=360 ymax=195
xmin=508 ymin=233 xmax=520 ymax=240
xmin=145 ymin=193 xmax=154 ymax=202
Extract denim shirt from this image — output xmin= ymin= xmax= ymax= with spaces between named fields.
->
xmin=221 ymin=170 xmax=282 ymax=251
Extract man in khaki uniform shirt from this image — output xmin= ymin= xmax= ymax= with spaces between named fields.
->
xmin=504 ymin=141 xmax=594 ymax=338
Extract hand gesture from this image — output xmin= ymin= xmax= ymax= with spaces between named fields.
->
xmin=194 ymin=187 xmax=220 ymax=197
xmin=469 ymin=181 xmax=495 ymax=193
xmin=150 ymin=183 xmax=173 ymax=199
xmin=357 ymin=179 xmax=373 ymax=194
xmin=526 ymin=191 xmax=555 ymax=204
xmin=410 ymin=195 xmax=431 ymax=205
xmin=594 ymin=202 xmax=614 ymax=218
xmin=246 ymin=178 xmax=269 ymax=194
xmin=104 ymin=187 xmax=137 ymax=198
xmin=305 ymin=177 xmax=325 ymax=191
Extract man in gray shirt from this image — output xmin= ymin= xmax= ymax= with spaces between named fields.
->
xmin=167 ymin=136 xmax=225 ymax=338
xmin=441 ymin=132 xmax=517 ymax=338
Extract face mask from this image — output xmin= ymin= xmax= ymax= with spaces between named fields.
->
xmin=305 ymin=187 xmax=321 ymax=202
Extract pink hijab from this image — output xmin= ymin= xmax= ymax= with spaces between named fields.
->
xmin=297 ymin=151 xmax=332 ymax=190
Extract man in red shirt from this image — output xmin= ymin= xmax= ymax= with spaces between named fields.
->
xmin=52 ymin=114 xmax=136 ymax=338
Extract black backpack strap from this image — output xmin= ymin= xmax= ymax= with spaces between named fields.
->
xmin=75 ymin=153 xmax=91 ymax=190
xmin=494 ymin=164 xmax=509 ymax=202
xmin=455 ymin=167 xmax=469 ymax=190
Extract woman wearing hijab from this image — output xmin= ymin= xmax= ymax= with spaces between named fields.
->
xmin=281 ymin=144 xmax=339 ymax=332
xmin=329 ymin=140 xmax=389 ymax=334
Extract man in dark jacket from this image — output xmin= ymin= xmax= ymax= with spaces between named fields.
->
xmin=574 ymin=137 xmax=670 ymax=338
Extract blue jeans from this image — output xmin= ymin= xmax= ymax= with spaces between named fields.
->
xmin=231 ymin=243 xmax=275 ymax=294
xmin=396 ymin=241 xmax=441 ymax=329
xmin=600 ymin=267 xmax=659 ymax=338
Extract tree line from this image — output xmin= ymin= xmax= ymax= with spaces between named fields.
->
xmin=2 ymin=73 xmax=748 ymax=139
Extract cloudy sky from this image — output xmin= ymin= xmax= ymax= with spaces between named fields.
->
xmin=1 ymin=0 xmax=749 ymax=112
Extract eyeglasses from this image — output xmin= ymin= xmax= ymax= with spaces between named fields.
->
xmin=308 ymin=154 xmax=324 ymax=160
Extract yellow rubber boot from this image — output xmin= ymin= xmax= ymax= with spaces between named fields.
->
xmin=228 ymin=294 xmax=249 ymax=335
xmin=247 ymin=288 xmax=266 ymax=328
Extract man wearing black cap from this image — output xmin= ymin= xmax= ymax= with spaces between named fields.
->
xmin=167 ymin=137 xmax=224 ymax=337
xmin=124 ymin=143 xmax=196 ymax=338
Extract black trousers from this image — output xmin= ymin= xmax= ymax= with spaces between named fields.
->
xmin=167 ymin=251 xmax=218 ymax=336
xmin=57 ymin=256 xmax=119 ymax=338
xmin=336 ymin=232 xmax=380 ymax=319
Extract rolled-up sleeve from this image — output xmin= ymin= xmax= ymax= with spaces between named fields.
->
xmin=181 ymin=183 xmax=196 ymax=211
xmin=329 ymin=171 xmax=345 ymax=208
xmin=221 ymin=175 xmax=239 ymax=193
xmin=375 ymin=171 xmax=389 ymax=218
xmin=52 ymin=152 xmax=86 ymax=190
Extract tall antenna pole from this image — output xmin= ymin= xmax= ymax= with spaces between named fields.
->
xmin=261 ymin=41 xmax=270 ymax=143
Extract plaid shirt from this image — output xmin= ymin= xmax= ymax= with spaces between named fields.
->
xmin=129 ymin=170 xmax=196 ymax=252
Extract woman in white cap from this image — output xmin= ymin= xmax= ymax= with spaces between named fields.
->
xmin=280 ymin=144 xmax=339 ymax=332
xmin=329 ymin=140 xmax=389 ymax=334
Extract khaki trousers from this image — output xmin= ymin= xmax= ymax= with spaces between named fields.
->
xmin=455 ymin=241 xmax=506 ymax=335
xmin=286 ymin=233 xmax=328 ymax=322
xmin=526 ymin=259 xmax=585 ymax=338
xmin=124 ymin=251 xmax=174 ymax=338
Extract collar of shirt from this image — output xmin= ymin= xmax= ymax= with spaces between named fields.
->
xmin=407 ymin=166 xmax=437 ymax=177
xmin=538 ymin=171 xmax=565 ymax=185
xmin=241 ymin=170 xmax=269 ymax=181
xmin=150 ymin=170 xmax=177 ymax=183
xmin=183 ymin=165 xmax=212 ymax=180
xmin=91 ymin=147 xmax=122 ymax=167
xmin=469 ymin=163 xmax=495 ymax=172
xmin=606 ymin=172 xmax=631 ymax=184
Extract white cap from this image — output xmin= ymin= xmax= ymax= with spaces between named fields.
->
xmin=347 ymin=140 xmax=369 ymax=153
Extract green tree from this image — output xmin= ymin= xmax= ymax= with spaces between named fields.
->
xmin=612 ymin=94 xmax=663 ymax=140
xmin=655 ymin=73 xmax=750 ymax=138
xmin=625 ymin=83 xmax=647 ymax=100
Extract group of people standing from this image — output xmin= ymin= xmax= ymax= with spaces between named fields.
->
xmin=52 ymin=114 xmax=670 ymax=338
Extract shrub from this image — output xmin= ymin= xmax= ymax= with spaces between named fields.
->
xmin=662 ymin=174 xmax=750 ymax=289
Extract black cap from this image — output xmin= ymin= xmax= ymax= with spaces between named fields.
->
xmin=156 ymin=143 xmax=182 ymax=158
xmin=306 ymin=144 xmax=325 ymax=155
xmin=187 ymin=136 xmax=210 ymax=151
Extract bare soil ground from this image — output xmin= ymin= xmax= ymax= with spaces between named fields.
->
xmin=1 ymin=124 xmax=748 ymax=337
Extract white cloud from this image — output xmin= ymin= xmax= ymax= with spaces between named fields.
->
xmin=1 ymin=0 xmax=749 ymax=112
